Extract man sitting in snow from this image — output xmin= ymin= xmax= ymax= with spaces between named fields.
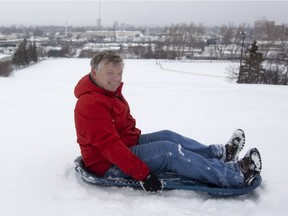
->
xmin=73 ymin=50 xmax=262 ymax=192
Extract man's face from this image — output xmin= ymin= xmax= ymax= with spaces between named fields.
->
xmin=92 ymin=62 xmax=123 ymax=92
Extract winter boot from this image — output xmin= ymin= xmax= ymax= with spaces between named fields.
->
xmin=224 ymin=129 xmax=245 ymax=162
xmin=238 ymin=148 xmax=262 ymax=187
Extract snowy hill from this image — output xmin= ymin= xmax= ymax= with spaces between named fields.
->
xmin=0 ymin=59 xmax=287 ymax=216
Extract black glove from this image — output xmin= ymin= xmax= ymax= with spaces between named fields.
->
xmin=140 ymin=173 xmax=163 ymax=193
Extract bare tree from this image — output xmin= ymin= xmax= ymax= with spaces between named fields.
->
xmin=164 ymin=22 xmax=206 ymax=60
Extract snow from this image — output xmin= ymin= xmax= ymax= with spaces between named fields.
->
xmin=178 ymin=144 xmax=185 ymax=157
xmin=1 ymin=58 xmax=288 ymax=216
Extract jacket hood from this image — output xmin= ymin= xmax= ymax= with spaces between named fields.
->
xmin=74 ymin=74 xmax=123 ymax=98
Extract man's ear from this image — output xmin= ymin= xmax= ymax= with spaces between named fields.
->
xmin=91 ymin=67 xmax=97 ymax=76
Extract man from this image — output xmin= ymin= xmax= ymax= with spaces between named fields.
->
xmin=74 ymin=50 xmax=262 ymax=192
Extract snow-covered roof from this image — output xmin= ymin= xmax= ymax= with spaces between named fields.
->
xmin=0 ymin=54 xmax=12 ymax=62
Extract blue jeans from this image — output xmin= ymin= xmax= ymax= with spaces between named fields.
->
xmin=104 ymin=130 xmax=244 ymax=188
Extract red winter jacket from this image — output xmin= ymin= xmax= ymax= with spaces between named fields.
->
xmin=74 ymin=74 xmax=150 ymax=181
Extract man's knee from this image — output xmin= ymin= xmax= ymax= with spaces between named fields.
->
xmin=159 ymin=129 xmax=175 ymax=138
xmin=160 ymin=141 xmax=179 ymax=155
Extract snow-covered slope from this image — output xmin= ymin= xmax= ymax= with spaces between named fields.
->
xmin=0 ymin=59 xmax=287 ymax=216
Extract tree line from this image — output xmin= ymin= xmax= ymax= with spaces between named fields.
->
xmin=12 ymin=38 xmax=38 ymax=68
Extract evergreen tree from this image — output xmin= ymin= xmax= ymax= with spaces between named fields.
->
xmin=12 ymin=39 xmax=28 ymax=67
xmin=22 ymin=38 xmax=29 ymax=66
xmin=27 ymin=42 xmax=33 ymax=63
xmin=12 ymin=39 xmax=38 ymax=68
xmin=32 ymin=41 xmax=38 ymax=62
xmin=237 ymin=40 xmax=265 ymax=84
xmin=12 ymin=47 xmax=22 ymax=67
xmin=27 ymin=41 xmax=38 ymax=63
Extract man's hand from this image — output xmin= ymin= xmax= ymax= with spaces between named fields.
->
xmin=140 ymin=173 xmax=163 ymax=193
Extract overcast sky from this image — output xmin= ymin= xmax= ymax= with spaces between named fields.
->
xmin=0 ymin=0 xmax=287 ymax=27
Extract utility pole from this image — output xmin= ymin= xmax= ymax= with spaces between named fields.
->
xmin=97 ymin=1 xmax=101 ymax=31
xmin=239 ymin=31 xmax=246 ymax=68
xmin=237 ymin=31 xmax=246 ymax=83
xmin=65 ymin=20 xmax=68 ymax=38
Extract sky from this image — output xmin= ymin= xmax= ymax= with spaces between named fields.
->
xmin=0 ymin=0 xmax=287 ymax=27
